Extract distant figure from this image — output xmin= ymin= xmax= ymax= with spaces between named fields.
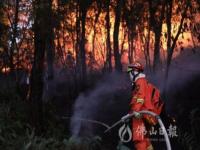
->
xmin=127 ymin=62 xmax=164 ymax=150
xmin=65 ymin=51 xmax=75 ymax=71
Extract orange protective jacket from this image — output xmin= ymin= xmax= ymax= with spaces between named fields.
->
xmin=130 ymin=74 xmax=160 ymax=125
xmin=130 ymin=76 xmax=153 ymax=111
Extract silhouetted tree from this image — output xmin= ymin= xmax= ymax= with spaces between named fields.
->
xmin=0 ymin=1 xmax=9 ymax=70
xmin=149 ymin=0 xmax=165 ymax=72
xmin=76 ymin=0 xmax=93 ymax=88
xmin=165 ymin=0 xmax=190 ymax=79
xmin=46 ymin=0 xmax=55 ymax=80
xmin=29 ymin=0 xmax=51 ymax=134
xmin=113 ymin=0 xmax=123 ymax=72
xmin=105 ymin=0 xmax=112 ymax=71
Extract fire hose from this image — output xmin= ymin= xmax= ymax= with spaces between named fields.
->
xmin=104 ymin=110 xmax=172 ymax=150
xmin=61 ymin=110 xmax=171 ymax=150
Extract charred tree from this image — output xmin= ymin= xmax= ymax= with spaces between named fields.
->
xmin=79 ymin=3 xmax=87 ymax=87
xmin=0 ymin=2 xmax=9 ymax=71
xmin=124 ymin=1 xmax=135 ymax=64
xmin=76 ymin=0 xmax=92 ymax=88
xmin=165 ymin=0 xmax=172 ymax=80
xmin=75 ymin=1 xmax=80 ymax=68
xmin=149 ymin=0 xmax=165 ymax=72
xmin=46 ymin=0 xmax=55 ymax=80
xmin=128 ymin=29 xmax=134 ymax=63
xmin=29 ymin=0 xmax=49 ymax=134
xmin=105 ymin=0 xmax=112 ymax=72
xmin=74 ymin=2 xmax=81 ymax=92
xmin=113 ymin=0 xmax=123 ymax=72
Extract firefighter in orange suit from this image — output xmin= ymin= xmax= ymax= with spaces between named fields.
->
xmin=127 ymin=62 xmax=156 ymax=150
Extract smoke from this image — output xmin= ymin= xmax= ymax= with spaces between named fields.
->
xmin=70 ymin=73 xmax=131 ymax=137
xmin=148 ymin=49 xmax=200 ymax=114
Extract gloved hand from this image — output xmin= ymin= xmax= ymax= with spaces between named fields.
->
xmin=133 ymin=111 xmax=142 ymax=119
xmin=121 ymin=114 xmax=131 ymax=122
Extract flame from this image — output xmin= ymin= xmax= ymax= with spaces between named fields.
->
xmin=1 ymin=67 xmax=10 ymax=74
xmin=4 ymin=0 xmax=199 ymax=71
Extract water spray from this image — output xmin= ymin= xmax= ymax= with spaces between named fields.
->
xmin=61 ymin=116 xmax=110 ymax=129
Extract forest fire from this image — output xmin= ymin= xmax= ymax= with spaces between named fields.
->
xmin=0 ymin=0 xmax=200 ymax=149
xmin=50 ymin=0 xmax=200 ymax=71
xmin=0 ymin=0 xmax=199 ymax=71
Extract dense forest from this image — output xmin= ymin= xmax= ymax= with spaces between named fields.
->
xmin=0 ymin=0 xmax=200 ymax=149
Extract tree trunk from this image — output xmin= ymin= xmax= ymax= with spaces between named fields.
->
xmin=153 ymin=29 xmax=162 ymax=71
xmin=145 ymin=23 xmax=151 ymax=72
xmin=105 ymin=0 xmax=112 ymax=72
xmin=0 ymin=2 xmax=9 ymax=72
xmin=165 ymin=0 xmax=172 ymax=80
xmin=75 ymin=3 xmax=81 ymax=93
xmin=128 ymin=30 xmax=134 ymax=63
xmin=29 ymin=0 xmax=47 ymax=135
xmin=46 ymin=0 xmax=55 ymax=80
xmin=79 ymin=7 xmax=87 ymax=87
xmin=165 ymin=0 xmax=189 ymax=79
xmin=75 ymin=3 xmax=80 ymax=67
xmin=113 ymin=0 xmax=122 ymax=72
xmin=152 ymin=2 xmax=165 ymax=72
xmin=92 ymin=2 xmax=101 ymax=58
xmin=10 ymin=0 xmax=19 ymax=70
xmin=145 ymin=4 xmax=152 ymax=72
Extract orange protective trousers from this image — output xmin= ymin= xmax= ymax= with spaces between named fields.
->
xmin=132 ymin=119 xmax=152 ymax=150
